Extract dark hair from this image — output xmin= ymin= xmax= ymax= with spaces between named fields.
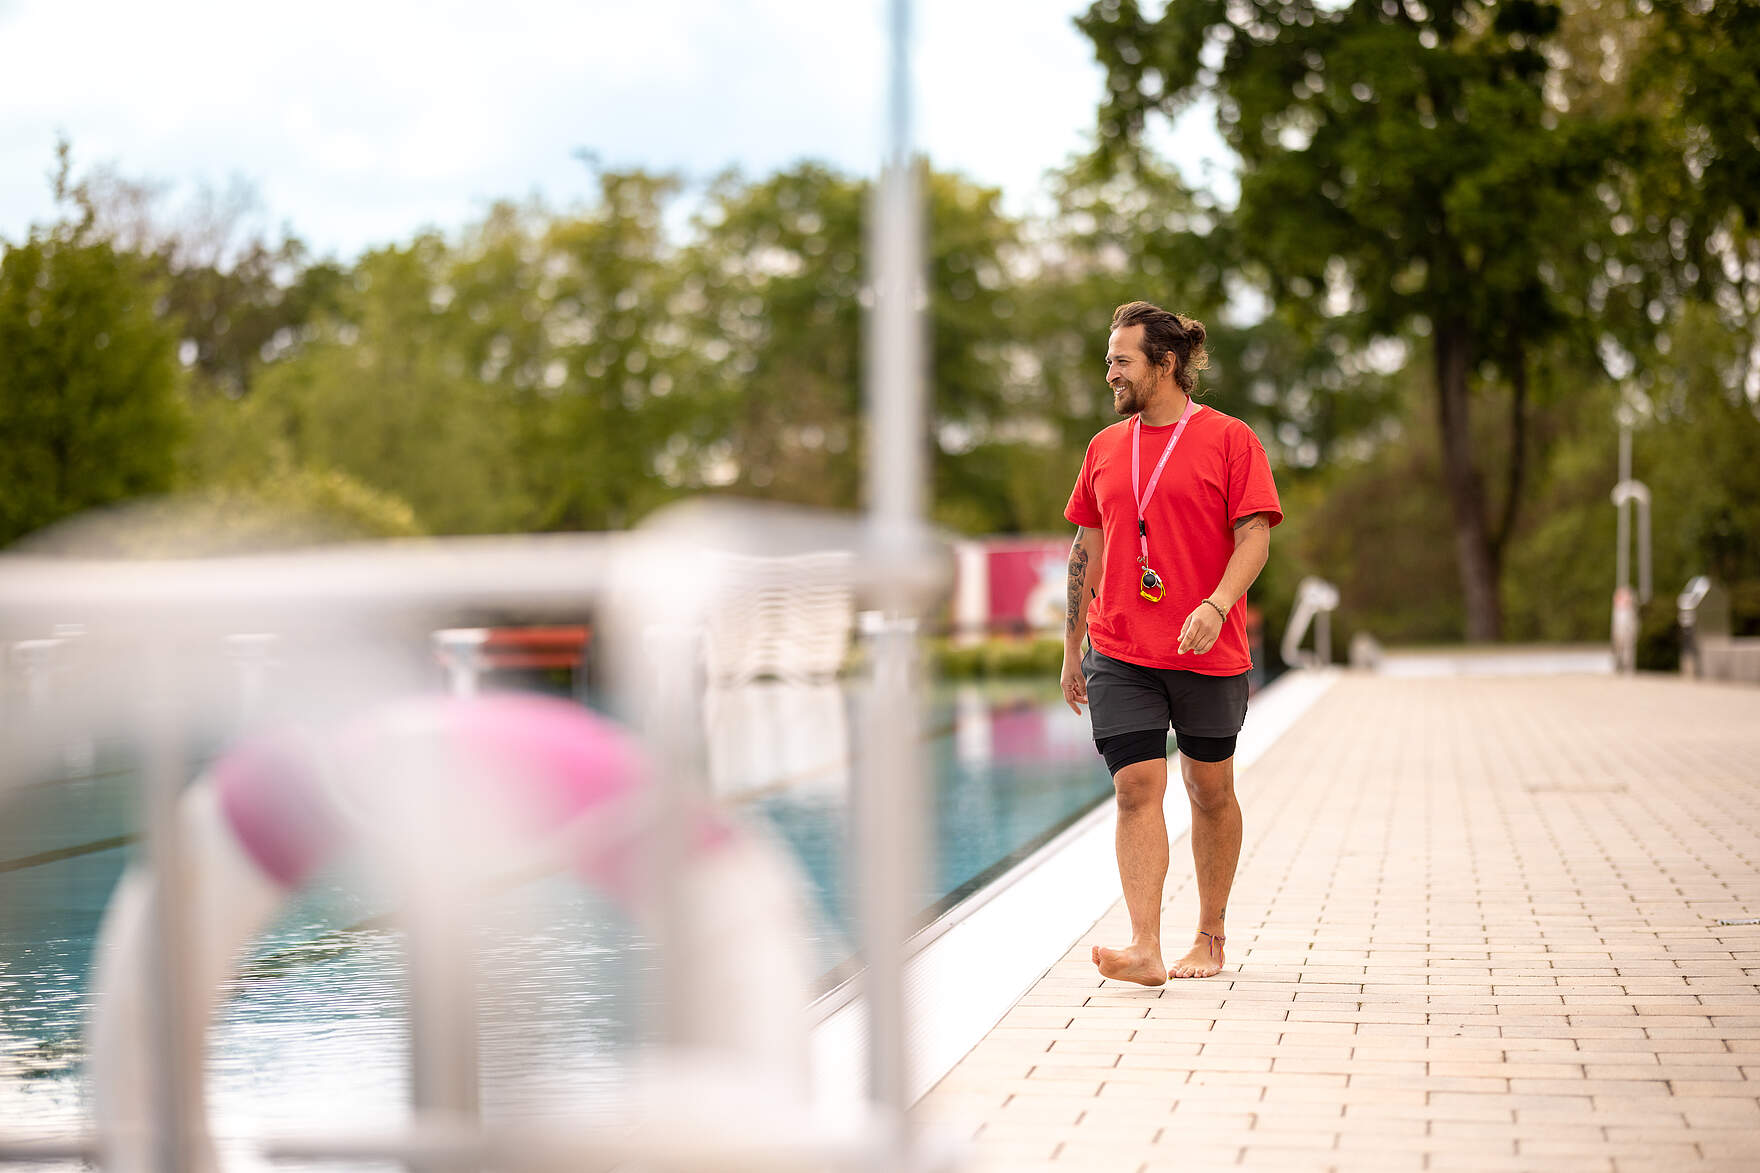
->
xmin=1111 ymin=301 xmax=1210 ymax=396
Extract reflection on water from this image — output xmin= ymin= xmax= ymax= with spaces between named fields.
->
xmin=0 ymin=680 xmax=1103 ymax=1152
xmin=705 ymin=681 xmax=848 ymax=800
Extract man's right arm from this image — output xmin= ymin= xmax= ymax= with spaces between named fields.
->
xmin=1060 ymin=526 xmax=1103 ymax=714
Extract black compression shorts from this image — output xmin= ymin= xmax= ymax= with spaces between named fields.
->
xmin=1096 ymin=728 xmax=1239 ymax=774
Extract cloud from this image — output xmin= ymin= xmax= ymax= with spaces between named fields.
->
xmin=0 ymin=0 xmax=1127 ymax=255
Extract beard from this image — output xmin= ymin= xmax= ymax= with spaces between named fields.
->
xmin=1110 ymin=373 xmax=1153 ymax=417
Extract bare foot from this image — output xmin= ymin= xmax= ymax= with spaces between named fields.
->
xmin=1092 ymin=943 xmax=1167 ymax=986
xmin=1168 ymin=931 xmax=1225 ymax=979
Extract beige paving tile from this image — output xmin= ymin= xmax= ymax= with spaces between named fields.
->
xmin=1122 ymin=1051 xmax=1271 ymax=1073
xmin=932 ymin=1064 xmax=1037 ymax=1093
xmin=1093 ymin=1080 xmax=1188 ymax=1101
xmin=991 ymin=1095 xmax=1094 ymax=1121
xmin=1427 ymin=1157 xmax=1612 ymax=1173
xmin=1681 ymin=1101 xmax=1760 ymax=1124
xmin=1693 ymin=1138 xmax=1760 ymax=1160
xmin=965 ymin=1136 xmax=1060 ymax=1160
xmin=973 ymin=1079 xmax=1103 ymax=1100
xmin=972 ymin=1117 xmax=1090 ymax=1143
xmin=1432 ymin=1058 xmax=1581 ymax=1078
xmin=1666 ymin=1079 xmax=1760 ymax=1097
xmin=1258 ymin=1085 xmax=1426 ymax=1109
xmin=1136 ymin=1151 xmax=1246 ymax=1172
xmin=1030 ymin=1048 xmax=1123 ymax=1068
xmin=1027 ymin=1064 xmax=1156 ymax=1084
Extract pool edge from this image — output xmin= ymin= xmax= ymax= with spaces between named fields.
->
xmin=807 ymin=666 xmax=1342 ymax=1106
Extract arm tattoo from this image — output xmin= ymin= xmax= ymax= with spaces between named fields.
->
xmin=1233 ymin=513 xmax=1270 ymax=534
xmin=1066 ymin=531 xmax=1090 ymax=635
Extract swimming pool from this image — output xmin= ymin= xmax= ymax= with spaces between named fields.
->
xmin=0 ymin=678 xmax=1106 ymax=1162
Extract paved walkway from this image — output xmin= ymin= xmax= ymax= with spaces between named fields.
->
xmin=921 ymin=673 xmax=1760 ymax=1172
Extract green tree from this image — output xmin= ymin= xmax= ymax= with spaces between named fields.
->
xmin=682 ymin=164 xmax=869 ymax=508
xmin=989 ymin=153 xmax=1237 ymax=534
xmin=0 ymin=148 xmax=186 ymax=547
xmin=1025 ymin=151 xmax=1406 ymax=476
xmin=71 ymin=166 xmax=349 ymax=403
xmin=533 ymin=171 xmax=695 ymax=529
xmin=234 ymin=233 xmax=532 ymax=534
xmin=161 ymin=238 xmax=346 ymax=401
xmin=682 ymin=162 xmax=1027 ymax=529
xmin=1080 ymin=0 xmax=1633 ymax=639
xmin=222 ymin=172 xmax=697 ymax=535
xmin=924 ymin=169 xmax=1029 ymax=533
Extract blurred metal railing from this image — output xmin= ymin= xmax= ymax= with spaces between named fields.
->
xmin=1281 ymin=577 xmax=1340 ymax=669
xmin=0 ymin=524 xmax=951 ymax=1173
xmin=0 ymin=2 xmax=948 ymax=1165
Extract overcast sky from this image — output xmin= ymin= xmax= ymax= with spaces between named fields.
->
xmin=0 ymin=0 xmax=1229 ymax=259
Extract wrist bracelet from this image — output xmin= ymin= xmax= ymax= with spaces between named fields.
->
xmin=1202 ymin=598 xmax=1227 ymax=619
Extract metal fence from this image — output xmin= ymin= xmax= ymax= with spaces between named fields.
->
xmin=0 ymin=4 xmax=943 ymax=1166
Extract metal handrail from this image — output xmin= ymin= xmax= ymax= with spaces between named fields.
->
xmin=1612 ymin=479 xmax=1652 ymax=605
xmin=1281 ymin=577 xmax=1340 ymax=669
xmin=1 ymin=0 xmax=944 ymax=1163
xmin=0 ymin=518 xmax=951 ymax=1171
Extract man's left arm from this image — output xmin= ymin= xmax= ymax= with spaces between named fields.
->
xmin=1176 ymin=513 xmax=1271 ymax=656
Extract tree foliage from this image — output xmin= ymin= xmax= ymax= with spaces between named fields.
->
xmin=7 ymin=80 xmax=1759 ymax=655
xmin=1078 ymin=0 xmax=1651 ymax=639
xmin=0 ymin=147 xmax=185 ymax=547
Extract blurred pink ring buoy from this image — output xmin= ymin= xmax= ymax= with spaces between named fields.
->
xmin=88 ymin=694 xmax=812 ymax=1173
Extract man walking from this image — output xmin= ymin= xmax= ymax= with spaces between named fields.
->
xmin=1062 ymin=301 xmax=1281 ymax=984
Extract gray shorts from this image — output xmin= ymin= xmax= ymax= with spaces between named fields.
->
xmin=1082 ymin=646 xmax=1250 ymax=739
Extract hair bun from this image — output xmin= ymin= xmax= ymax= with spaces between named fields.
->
xmin=1178 ymin=315 xmax=1207 ymax=347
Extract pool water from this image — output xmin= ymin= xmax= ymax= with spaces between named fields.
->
xmin=0 ymin=679 xmax=1106 ymax=1157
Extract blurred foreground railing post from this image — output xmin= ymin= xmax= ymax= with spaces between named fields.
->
xmin=403 ymin=781 xmax=484 ymax=1173
xmin=225 ymin=632 xmax=279 ymax=727
xmin=858 ymin=0 xmax=932 ymax=1165
xmin=10 ymin=638 xmax=58 ymax=713
xmin=641 ymin=620 xmax=710 ymax=1051
xmin=854 ymin=610 xmax=923 ymax=1134
xmin=138 ymin=638 xmax=204 ymax=1173
xmin=0 ymin=528 xmax=959 ymax=1170
xmin=434 ymin=628 xmax=490 ymax=696
xmin=8 ymin=630 xmax=95 ymax=777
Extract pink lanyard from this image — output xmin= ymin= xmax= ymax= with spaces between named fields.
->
xmin=1131 ymin=400 xmax=1200 ymax=563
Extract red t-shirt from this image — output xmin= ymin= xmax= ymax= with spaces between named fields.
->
xmin=1064 ymin=404 xmax=1282 ymax=674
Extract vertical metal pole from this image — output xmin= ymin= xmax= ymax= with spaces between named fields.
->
xmin=140 ymin=639 xmax=202 ymax=1173
xmin=1615 ymin=423 xmax=1632 ymax=595
xmin=868 ymin=0 xmax=925 ymax=531
xmin=405 ymin=892 xmax=480 ymax=1173
xmin=12 ymin=640 xmax=55 ymax=717
xmin=643 ymin=623 xmax=707 ymax=1050
xmin=53 ymin=625 xmax=95 ymax=778
xmin=434 ymin=630 xmax=486 ymax=697
xmin=225 ymin=633 xmax=278 ymax=728
xmin=402 ymin=649 xmax=485 ymax=1173
xmin=1636 ymin=493 xmax=1652 ymax=605
xmin=855 ymin=612 xmax=923 ymax=1130
xmin=860 ymin=0 xmax=928 ymax=1165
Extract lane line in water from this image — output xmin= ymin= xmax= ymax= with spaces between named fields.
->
xmin=0 ymin=834 xmax=134 ymax=874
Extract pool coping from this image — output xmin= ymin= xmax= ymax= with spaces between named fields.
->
xmin=807 ymin=666 xmax=1340 ymax=1106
